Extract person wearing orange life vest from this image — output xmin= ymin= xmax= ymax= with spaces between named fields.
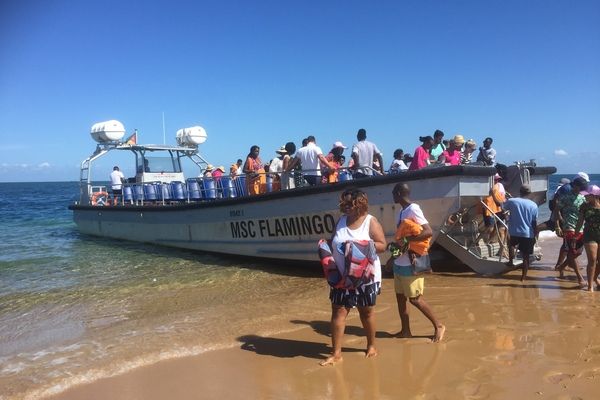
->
xmin=391 ymin=183 xmax=445 ymax=343
xmin=480 ymin=174 xmax=507 ymax=253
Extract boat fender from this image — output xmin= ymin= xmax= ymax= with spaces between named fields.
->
xmin=91 ymin=191 xmax=109 ymax=206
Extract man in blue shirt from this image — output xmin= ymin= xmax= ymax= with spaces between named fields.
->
xmin=504 ymin=184 xmax=539 ymax=281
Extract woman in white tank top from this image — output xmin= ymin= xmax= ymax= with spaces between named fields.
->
xmin=321 ymin=188 xmax=386 ymax=366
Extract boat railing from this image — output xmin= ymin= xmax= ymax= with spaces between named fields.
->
xmin=441 ymin=200 xmax=509 ymax=262
xmin=91 ymin=167 xmax=363 ymax=206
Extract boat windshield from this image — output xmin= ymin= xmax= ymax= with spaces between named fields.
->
xmin=137 ymin=155 xmax=182 ymax=173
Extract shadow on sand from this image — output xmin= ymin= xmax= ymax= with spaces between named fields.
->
xmin=237 ymin=319 xmax=431 ymax=359
xmin=237 ymin=335 xmax=357 ymax=360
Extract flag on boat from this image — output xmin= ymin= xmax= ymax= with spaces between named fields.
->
xmin=124 ymin=130 xmax=137 ymax=145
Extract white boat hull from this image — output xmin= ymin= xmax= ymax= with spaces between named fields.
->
xmin=72 ymin=173 xmax=490 ymax=262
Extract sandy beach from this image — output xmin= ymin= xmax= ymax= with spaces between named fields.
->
xmin=47 ymin=235 xmax=600 ymax=400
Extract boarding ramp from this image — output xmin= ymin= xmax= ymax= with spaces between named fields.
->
xmin=434 ymin=163 xmax=548 ymax=275
xmin=436 ymin=204 xmax=519 ymax=275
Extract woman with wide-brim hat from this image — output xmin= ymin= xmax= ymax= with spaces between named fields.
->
xmin=268 ymin=146 xmax=288 ymax=192
xmin=438 ymin=134 xmax=465 ymax=165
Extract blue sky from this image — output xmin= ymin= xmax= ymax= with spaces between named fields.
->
xmin=1 ymin=0 xmax=599 ymax=182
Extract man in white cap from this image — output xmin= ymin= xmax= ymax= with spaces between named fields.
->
xmin=576 ymin=172 xmax=590 ymax=183
xmin=351 ymin=128 xmax=384 ymax=178
xmin=321 ymin=141 xmax=347 ymax=183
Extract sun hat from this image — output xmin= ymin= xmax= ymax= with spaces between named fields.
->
xmin=205 ymin=164 xmax=214 ymax=171
xmin=333 ymin=141 xmax=347 ymax=149
xmin=453 ymin=134 xmax=465 ymax=145
xmin=575 ymin=172 xmax=590 ymax=182
xmin=216 ymin=165 xmax=225 ymax=172
xmin=580 ymin=184 xmax=600 ymax=196
xmin=275 ymin=145 xmax=288 ymax=154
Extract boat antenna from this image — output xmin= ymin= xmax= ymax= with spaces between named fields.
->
xmin=162 ymin=112 xmax=166 ymax=145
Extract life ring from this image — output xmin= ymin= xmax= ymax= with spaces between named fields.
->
xmin=91 ymin=191 xmax=109 ymax=206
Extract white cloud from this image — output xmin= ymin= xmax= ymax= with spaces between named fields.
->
xmin=554 ymin=149 xmax=568 ymax=156
xmin=38 ymin=162 xmax=51 ymax=168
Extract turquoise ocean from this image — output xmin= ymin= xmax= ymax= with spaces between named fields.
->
xmin=0 ymin=174 xmax=597 ymax=399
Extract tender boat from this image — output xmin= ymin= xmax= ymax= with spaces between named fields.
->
xmin=69 ymin=120 xmax=556 ymax=275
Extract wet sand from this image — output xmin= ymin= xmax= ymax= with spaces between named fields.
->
xmin=49 ymin=236 xmax=600 ymax=400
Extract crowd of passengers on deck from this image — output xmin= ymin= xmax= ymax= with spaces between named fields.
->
xmin=106 ymin=128 xmax=500 ymax=203
xmin=213 ymin=128 xmax=499 ymax=196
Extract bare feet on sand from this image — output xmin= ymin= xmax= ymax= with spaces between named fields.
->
xmin=365 ymin=346 xmax=378 ymax=358
xmin=432 ymin=325 xmax=446 ymax=343
xmin=320 ymin=354 xmax=342 ymax=366
xmin=396 ymin=330 xmax=413 ymax=338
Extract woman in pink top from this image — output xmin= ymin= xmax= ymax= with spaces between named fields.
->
xmin=408 ymin=136 xmax=434 ymax=171
xmin=438 ymin=134 xmax=465 ymax=166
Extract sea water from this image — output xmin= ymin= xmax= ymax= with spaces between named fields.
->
xmin=0 ymin=182 xmax=326 ymax=399
xmin=0 ymin=174 xmax=596 ymax=399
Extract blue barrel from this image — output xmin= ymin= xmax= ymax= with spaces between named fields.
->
xmin=220 ymin=176 xmax=236 ymax=198
xmin=143 ymin=183 xmax=158 ymax=201
xmin=236 ymin=176 xmax=248 ymax=197
xmin=266 ymin=174 xmax=273 ymax=193
xmin=123 ymin=186 xmax=133 ymax=203
xmin=171 ymin=181 xmax=185 ymax=201
xmin=202 ymin=178 xmax=216 ymax=199
xmin=159 ymin=183 xmax=171 ymax=202
xmin=339 ymin=171 xmax=353 ymax=182
xmin=187 ymin=179 xmax=201 ymax=201
xmin=132 ymin=185 xmax=144 ymax=202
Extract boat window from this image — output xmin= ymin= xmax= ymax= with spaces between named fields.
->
xmin=137 ymin=156 xmax=182 ymax=173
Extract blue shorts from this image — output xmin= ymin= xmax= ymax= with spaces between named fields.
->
xmin=329 ymin=282 xmax=381 ymax=308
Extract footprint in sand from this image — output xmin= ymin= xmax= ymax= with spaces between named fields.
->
xmin=580 ymin=367 xmax=600 ymax=379
xmin=545 ymin=372 xmax=575 ymax=384
xmin=586 ymin=345 xmax=600 ymax=355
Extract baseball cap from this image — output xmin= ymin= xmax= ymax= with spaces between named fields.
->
xmin=575 ymin=172 xmax=590 ymax=182
xmin=333 ymin=141 xmax=347 ymax=149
